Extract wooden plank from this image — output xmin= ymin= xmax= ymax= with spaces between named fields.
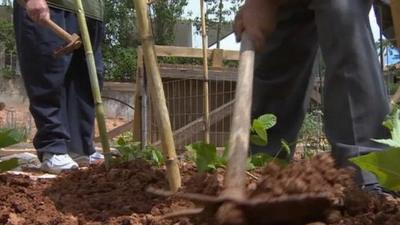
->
xmin=152 ymin=100 xmax=234 ymax=148
xmin=94 ymin=120 xmax=134 ymax=142
xmin=211 ymin=49 xmax=224 ymax=68
xmin=149 ymin=45 xmax=240 ymax=61
xmin=391 ymin=0 xmax=400 ymax=47
xmin=103 ymin=82 xmax=136 ymax=93
xmin=159 ymin=64 xmax=238 ymax=81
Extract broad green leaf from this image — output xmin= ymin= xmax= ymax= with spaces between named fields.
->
xmin=0 ymin=158 xmax=19 ymax=172
xmin=252 ymin=119 xmax=267 ymax=142
xmin=250 ymin=134 xmax=267 ymax=146
xmin=0 ymin=129 xmax=24 ymax=148
xmin=257 ymin=114 xmax=277 ymax=129
xmin=185 ymin=143 xmax=219 ymax=172
xmin=350 ymin=149 xmax=400 ymax=191
xmin=373 ymin=108 xmax=400 ymax=148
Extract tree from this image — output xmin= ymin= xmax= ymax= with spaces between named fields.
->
xmin=103 ymin=0 xmax=138 ymax=81
xmin=150 ymin=0 xmax=188 ymax=45
xmin=193 ymin=0 xmax=243 ymax=48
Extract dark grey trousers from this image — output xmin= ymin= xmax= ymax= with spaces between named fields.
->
xmin=251 ymin=0 xmax=391 ymax=185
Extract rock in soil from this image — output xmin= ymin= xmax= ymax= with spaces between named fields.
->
xmin=0 ymin=156 xmax=399 ymax=225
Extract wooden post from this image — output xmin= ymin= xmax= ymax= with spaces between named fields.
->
xmin=200 ymin=0 xmax=210 ymax=143
xmin=74 ymin=0 xmax=112 ymax=168
xmin=391 ymin=0 xmax=400 ymax=47
xmin=132 ymin=0 xmax=181 ymax=192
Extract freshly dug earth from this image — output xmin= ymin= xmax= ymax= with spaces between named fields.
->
xmin=0 ymin=156 xmax=399 ymax=225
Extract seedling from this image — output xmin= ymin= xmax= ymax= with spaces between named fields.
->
xmin=185 ymin=114 xmax=288 ymax=173
xmin=0 ymin=128 xmax=24 ymax=172
xmin=350 ymin=105 xmax=400 ymax=191
xmin=113 ymin=132 xmax=164 ymax=166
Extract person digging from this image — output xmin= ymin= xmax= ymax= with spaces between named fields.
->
xmin=13 ymin=0 xmax=105 ymax=174
xmin=234 ymin=0 xmax=397 ymax=196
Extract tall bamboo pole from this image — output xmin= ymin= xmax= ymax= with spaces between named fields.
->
xmin=200 ymin=0 xmax=210 ymax=143
xmin=73 ymin=0 xmax=112 ymax=168
xmin=133 ymin=0 xmax=181 ymax=191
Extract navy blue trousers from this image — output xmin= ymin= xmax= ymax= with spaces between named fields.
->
xmin=250 ymin=0 xmax=391 ymax=186
xmin=13 ymin=3 xmax=104 ymax=158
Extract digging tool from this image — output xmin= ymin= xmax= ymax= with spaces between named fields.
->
xmin=73 ymin=0 xmax=111 ymax=168
xmin=147 ymin=33 xmax=331 ymax=225
xmin=17 ymin=1 xmax=81 ymax=57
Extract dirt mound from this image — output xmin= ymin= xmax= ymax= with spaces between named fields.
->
xmin=0 ymin=174 xmax=76 ymax=225
xmin=0 ymin=156 xmax=399 ymax=225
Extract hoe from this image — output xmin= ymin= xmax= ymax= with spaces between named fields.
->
xmin=148 ymin=33 xmax=332 ymax=225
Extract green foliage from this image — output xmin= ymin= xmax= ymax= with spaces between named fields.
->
xmin=102 ymin=0 xmax=188 ymax=81
xmin=250 ymin=114 xmax=276 ymax=146
xmin=0 ymin=158 xmax=18 ymax=173
xmin=185 ymin=114 xmax=284 ymax=173
xmin=0 ymin=128 xmax=24 ymax=148
xmin=350 ymin=149 xmax=400 ymax=191
xmin=113 ymin=132 xmax=164 ymax=166
xmin=374 ymin=106 xmax=400 ymax=147
xmin=0 ymin=128 xmax=25 ymax=172
xmin=185 ymin=142 xmax=224 ymax=172
xmin=350 ymin=106 xmax=400 ymax=191
xmin=150 ymin=0 xmax=188 ymax=45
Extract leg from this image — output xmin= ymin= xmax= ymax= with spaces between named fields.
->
xmin=310 ymin=0 xmax=391 ymax=185
xmin=251 ymin=5 xmax=319 ymax=158
xmin=65 ymin=18 xmax=105 ymax=156
xmin=13 ymin=3 xmax=72 ymax=158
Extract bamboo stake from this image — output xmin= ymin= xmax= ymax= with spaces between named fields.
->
xmin=200 ymin=0 xmax=211 ymax=143
xmin=133 ymin=0 xmax=181 ymax=191
xmin=73 ymin=0 xmax=112 ymax=168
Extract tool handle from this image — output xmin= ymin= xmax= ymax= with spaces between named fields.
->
xmin=224 ymin=32 xmax=255 ymax=199
xmin=42 ymin=18 xmax=73 ymax=42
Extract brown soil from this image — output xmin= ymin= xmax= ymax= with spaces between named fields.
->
xmin=0 ymin=155 xmax=399 ymax=225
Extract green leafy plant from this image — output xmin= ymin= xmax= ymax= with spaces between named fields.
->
xmin=114 ymin=132 xmax=164 ymax=166
xmin=250 ymin=114 xmax=276 ymax=146
xmin=185 ymin=114 xmax=287 ymax=173
xmin=0 ymin=128 xmax=25 ymax=172
xmin=350 ymin=106 xmax=400 ymax=191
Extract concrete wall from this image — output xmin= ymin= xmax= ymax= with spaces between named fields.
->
xmin=0 ymin=76 xmax=136 ymax=120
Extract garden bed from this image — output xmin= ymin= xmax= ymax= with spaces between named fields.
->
xmin=0 ymin=155 xmax=399 ymax=225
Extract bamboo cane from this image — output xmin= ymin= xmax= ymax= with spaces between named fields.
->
xmin=200 ymin=0 xmax=211 ymax=143
xmin=73 ymin=0 xmax=112 ymax=168
xmin=133 ymin=0 xmax=181 ymax=191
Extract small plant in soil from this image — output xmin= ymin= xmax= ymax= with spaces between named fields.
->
xmin=113 ymin=132 xmax=164 ymax=166
xmin=350 ymin=105 xmax=400 ymax=191
xmin=185 ymin=114 xmax=288 ymax=173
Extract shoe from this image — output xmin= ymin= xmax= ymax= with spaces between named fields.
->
xmin=41 ymin=153 xmax=79 ymax=174
xmin=70 ymin=151 xmax=104 ymax=167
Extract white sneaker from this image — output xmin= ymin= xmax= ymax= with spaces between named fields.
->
xmin=70 ymin=152 xmax=104 ymax=167
xmin=41 ymin=153 xmax=79 ymax=174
